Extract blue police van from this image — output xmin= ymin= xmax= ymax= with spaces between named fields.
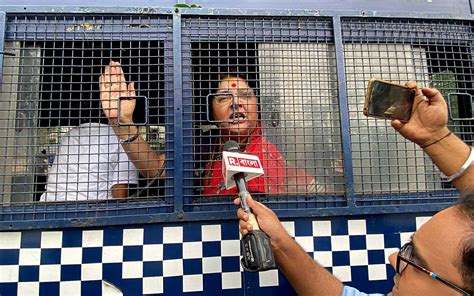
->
xmin=0 ymin=0 xmax=472 ymax=294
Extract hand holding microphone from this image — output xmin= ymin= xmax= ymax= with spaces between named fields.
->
xmin=223 ymin=140 xmax=276 ymax=272
xmin=222 ymin=140 xmax=260 ymax=229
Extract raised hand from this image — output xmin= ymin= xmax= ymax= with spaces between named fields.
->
xmin=391 ymin=81 xmax=449 ymax=147
xmin=99 ymin=61 xmax=136 ymax=124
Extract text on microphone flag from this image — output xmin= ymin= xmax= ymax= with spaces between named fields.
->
xmin=222 ymin=151 xmax=264 ymax=189
xmin=228 ymin=156 xmax=261 ymax=169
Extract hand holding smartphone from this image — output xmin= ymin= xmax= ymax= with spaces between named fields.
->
xmin=363 ymin=78 xmax=415 ymax=122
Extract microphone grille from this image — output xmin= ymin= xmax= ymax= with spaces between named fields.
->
xmin=223 ymin=140 xmax=240 ymax=152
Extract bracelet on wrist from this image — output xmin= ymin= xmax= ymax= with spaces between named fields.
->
xmin=440 ymin=146 xmax=474 ymax=182
xmin=420 ymin=131 xmax=452 ymax=149
xmin=119 ymin=128 xmax=140 ymax=144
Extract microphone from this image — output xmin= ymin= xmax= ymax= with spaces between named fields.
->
xmin=223 ymin=140 xmax=256 ymax=215
xmin=223 ymin=140 xmax=276 ymax=272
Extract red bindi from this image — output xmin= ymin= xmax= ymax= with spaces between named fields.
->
xmin=231 ymin=83 xmax=237 ymax=88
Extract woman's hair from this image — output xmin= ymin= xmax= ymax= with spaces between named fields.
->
xmin=218 ymin=72 xmax=254 ymax=89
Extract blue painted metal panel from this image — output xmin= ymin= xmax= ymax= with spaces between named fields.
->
xmin=0 ymin=12 xmax=5 ymax=89
xmin=164 ymin=25 xmax=178 ymax=202
xmin=0 ymin=201 xmax=450 ymax=230
xmin=179 ymin=31 xmax=198 ymax=207
xmin=189 ymin=0 xmax=472 ymax=16
xmin=0 ymin=10 xmax=468 ymax=230
xmin=173 ymin=10 xmax=185 ymax=214
xmin=333 ymin=16 xmax=355 ymax=208
xmin=0 ymin=0 xmax=177 ymax=6
xmin=3 ymin=14 xmax=172 ymax=41
xmin=0 ymin=5 xmax=469 ymax=295
xmin=0 ymin=212 xmax=430 ymax=295
xmin=0 ymin=0 xmax=472 ymax=17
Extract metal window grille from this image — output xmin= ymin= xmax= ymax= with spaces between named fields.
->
xmin=342 ymin=18 xmax=473 ymax=205
xmin=0 ymin=14 xmax=175 ymax=220
xmin=183 ymin=16 xmax=347 ymax=212
xmin=0 ymin=11 xmax=473 ymax=224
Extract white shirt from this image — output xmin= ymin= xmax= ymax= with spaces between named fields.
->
xmin=41 ymin=123 xmax=139 ymax=201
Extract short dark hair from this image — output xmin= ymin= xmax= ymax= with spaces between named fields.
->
xmin=220 ymin=71 xmax=247 ymax=80
xmin=456 ymin=192 xmax=474 ymax=292
xmin=215 ymin=73 xmax=256 ymax=91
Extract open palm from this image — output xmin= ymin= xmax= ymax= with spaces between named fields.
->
xmin=99 ymin=61 xmax=136 ymax=124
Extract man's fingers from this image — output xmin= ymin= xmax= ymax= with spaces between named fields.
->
xmin=239 ymin=219 xmax=252 ymax=231
xmin=103 ymin=61 xmax=121 ymax=85
xmin=99 ymin=76 xmax=105 ymax=92
xmin=99 ymin=75 xmax=115 ymax=102
xmin=406 ymin=80 xmax=423 ymax=102
xmin=109 ymin=61 xmax=124 ymax=84
xmin=245 ymin=194 xmax=267 ymax=216
xmin=239 ymin=222 xmax=253 ymax=236
xmin=103 ymin=64 xmax=111 ymax=77
xmin=237 ymin=208 xmax=249 ymax=221
xmin=405 ymin=80 xmax=418 ymax=89
xmin=391 ymin=119 xmax=404 ymax=132
xmin=238 ymin=209 xmax=253 ymax=236
xmin=407 ymin=81 xmax=427 ymax=107
xmin=128 ymin=82 xmax=136 ymax=97
xmin=240 ymin=228 xmax=249 ymax=236
xmin=422 ymin=87 xmax=438 ymax=98
xmin=245 ymin=194 xmax=255 ymax=207
xmin=110 ymin=65 xmax=120 ymax=84
xmin=117 ymin=63 xmax=125 ymax=76
xmin=100 ymin=68 xmax=112 ymax=86
xmin=421 ymin=87 xmax=445 ymax=106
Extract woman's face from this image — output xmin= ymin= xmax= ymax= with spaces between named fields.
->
xmin=212 ymin=76 xmax=259 ymax=138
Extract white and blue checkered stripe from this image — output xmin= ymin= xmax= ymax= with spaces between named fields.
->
xmin=0 ymin=215 xmax=430 ymax=295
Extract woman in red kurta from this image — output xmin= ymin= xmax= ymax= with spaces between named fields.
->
xmin=203 ymin=124 xmax=288 ymax=195
xmin=202 ymin=74 xmax=316 ymax=196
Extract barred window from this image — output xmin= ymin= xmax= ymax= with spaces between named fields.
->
xmin=343 ymin=18 xmax=473 ymax=205
xmin=185 ymin=17 xmax=346 ymax=212
xmin=0 ymin=12 xmax=472 ymax=224
xmin=1 ymin=15 xmax=175 ymax=217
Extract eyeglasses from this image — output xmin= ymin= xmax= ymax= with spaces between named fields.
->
xmin=212 ymin=89 xmax=256 ymax=105
xmin=396 ymin=242 xmax=472 ymax=296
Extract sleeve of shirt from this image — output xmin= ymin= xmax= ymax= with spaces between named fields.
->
xmin=113 ymin=144 xmax=139 ymax=185
xmin=342 ymin=286 xmax=386 ymax=296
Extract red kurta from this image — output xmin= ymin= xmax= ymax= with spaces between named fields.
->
xmin=202 ymin=127 xmax=290 ymax=195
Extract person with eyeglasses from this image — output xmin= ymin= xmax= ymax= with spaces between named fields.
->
xmin=235 ymin=81 xmax=474 ymax=295
xmin=202 ymin=73 xmax=321 ymax=196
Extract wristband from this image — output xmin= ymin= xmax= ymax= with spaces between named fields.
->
xmin=119 ymin=129 xmax=140 ymax=144
xmin=440 ymin=146 xmax=474 ymax=182
xmin=420 ymin=131 xmax=452 ymax=149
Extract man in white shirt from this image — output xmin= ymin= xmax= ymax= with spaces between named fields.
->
xmin=41 ymin=61 xmax=165 ymax=201
xmin=40 ymin=123 xmax=139 ymax=201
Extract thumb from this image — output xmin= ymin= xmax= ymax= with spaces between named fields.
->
xmin=422 ymin=87 xmax=444 ymax=106
xmin=391 ymin=119 xmax=405 ymax=132
xmin=128 ymin=81 xmax=136 ymax=97
xmin=246 ymin=194 xmax=256 ymax=207
xmin=246 ymin=194 xmax=266 ymax=215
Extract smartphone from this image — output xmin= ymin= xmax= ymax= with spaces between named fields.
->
xmin=363 ymin=78 xmax=415 ymax=122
